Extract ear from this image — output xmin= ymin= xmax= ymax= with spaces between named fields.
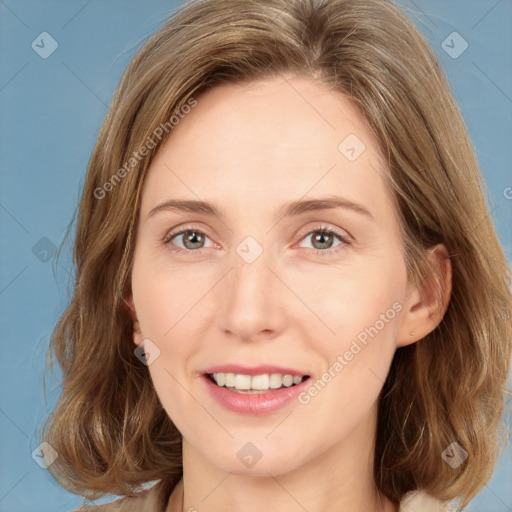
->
xmin=124 ymin=294 xmax=144 ymax=347
xmin=396 ymin=244 xmax=452 ymax=348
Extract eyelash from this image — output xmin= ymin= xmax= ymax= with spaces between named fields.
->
xmin=162 ymin=224 xmax=351 ymax=257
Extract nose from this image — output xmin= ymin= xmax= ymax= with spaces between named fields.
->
xmin=216 ymin=244 xmax=286 ymax=342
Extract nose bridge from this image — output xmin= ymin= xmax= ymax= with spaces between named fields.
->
xmin=216 ymin=237 xmax=283 ymax=340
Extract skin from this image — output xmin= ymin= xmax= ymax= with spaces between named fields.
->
xmin=127 ymin=74 xmax=452 ymax=512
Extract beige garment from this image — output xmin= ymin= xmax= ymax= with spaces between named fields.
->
xmin=399 ymin=490 xmax=453 ymax=512
xmin=71 ymin=479 xmax=452 ymax=512
xmin=70 ymin=479 xmax=173 ymax=512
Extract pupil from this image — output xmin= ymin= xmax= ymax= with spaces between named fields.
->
xmin=313 ymin=231 xmax=333 ymax=250
xmin=184 ymin=231 xmax=203 ymax=249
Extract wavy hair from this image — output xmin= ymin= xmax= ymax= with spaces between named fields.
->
xmin=42 ymin=0 xmax=512 ymax=509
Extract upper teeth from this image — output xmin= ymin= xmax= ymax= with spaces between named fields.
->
xmin=212 ymin=373 xmax=305 ymax=390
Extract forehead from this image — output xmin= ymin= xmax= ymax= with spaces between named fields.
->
xmin=170 ymin=76 xmax=372 ymax=156
xmin=140 ymin=75 xmax=393 ymax=221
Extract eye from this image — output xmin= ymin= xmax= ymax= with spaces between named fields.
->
xmin=163 ymin=226 xmax=215 ymax=255
xmin=163 ymin=224 xmax=351 ymax=257
xmin=297 ymin=226 xmax=351 ymax=256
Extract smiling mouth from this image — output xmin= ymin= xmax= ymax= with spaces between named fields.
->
xmin=206 ymin=372 xmax=310 ymax=394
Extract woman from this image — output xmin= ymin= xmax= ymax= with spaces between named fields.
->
xmin=41 ymin=0 xmax=512 ymax=511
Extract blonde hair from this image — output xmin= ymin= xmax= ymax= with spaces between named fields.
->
xmin=42 ymin=0 xmax=512 ymax=509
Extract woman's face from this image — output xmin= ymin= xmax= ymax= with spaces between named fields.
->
xmin=129 ymin=75 xmax=418 ymax=477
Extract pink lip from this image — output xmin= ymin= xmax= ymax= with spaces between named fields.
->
xmin=202 ymin=373 xmax=311 ymax=415
xmin=203 ymin=364 xmax=308 ymax=377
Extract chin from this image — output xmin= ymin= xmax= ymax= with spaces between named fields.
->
xmin=197 ymin=438 xmax=307 ymax=477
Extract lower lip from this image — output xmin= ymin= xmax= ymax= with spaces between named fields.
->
xmin=203 ymin=375 xmax=310 ymax=415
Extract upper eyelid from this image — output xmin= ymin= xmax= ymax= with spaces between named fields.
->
xmin=298 ymin=225 xmax=350 ymax=239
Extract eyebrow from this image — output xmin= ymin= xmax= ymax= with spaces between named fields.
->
xmin=147 ymin=195 xmax=373 ymax=220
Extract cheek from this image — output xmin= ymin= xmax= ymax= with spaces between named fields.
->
xmin=291 ymin=257 xmax=406 ymax=344
xmin=131 ymin=250 xmax=209 ymax=340
xmin=298 ymin=294 xmax=400 ymax=437
xmin=131 ymin=252 xmax=212 ymax=393
xmin=146 ymin=360 xmax=207 ymax=444
xmin=300 ymin=254 xmax=405 ymax=399
xmin=133 ymin=279 xmax=200 ymax=382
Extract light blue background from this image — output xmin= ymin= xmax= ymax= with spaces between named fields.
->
xmin=0 ymin=1 xmax=511 ymax=511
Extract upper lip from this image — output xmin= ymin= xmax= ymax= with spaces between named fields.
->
xmin=203 ymin=364 xmax=310 ymax=377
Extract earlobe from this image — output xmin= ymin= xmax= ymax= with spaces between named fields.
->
xmin=132 ymin=321 xmax=144 ymax=347
xmin=397 ymin=244 xmax=452 ymax=348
